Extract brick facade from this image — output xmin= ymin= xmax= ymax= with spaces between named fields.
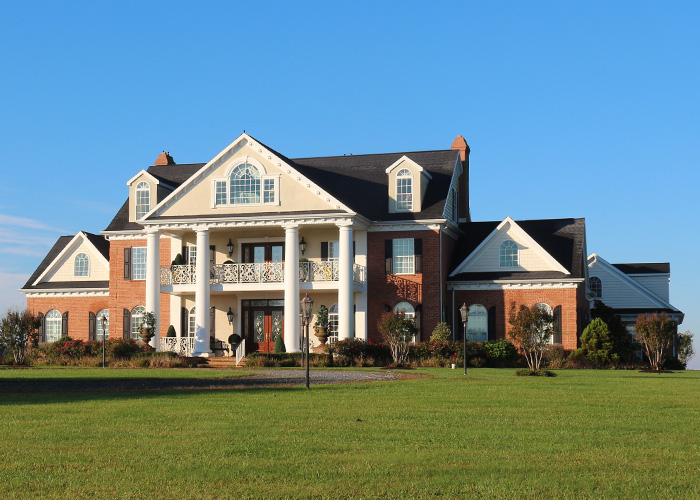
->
xmin=27 ymin=296 xmax=109 ymax=341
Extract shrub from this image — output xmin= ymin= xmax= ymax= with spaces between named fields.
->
xmin=330 ymin=338 xmax=391 ymax=365
xmin=105 ymin=338 xmax=142 ymax=359
xmin=274 ymin=334 xmax=286 ymax=353
xmin=166 ymin=325 xmax=176 ymax=338
xmin=315 ymin=305 xmax=329 ymax=328
xmin=245 ymin=353 xmax=331 ymax=368
xmin=483 ymin=339 xmax=519 ymax=367
xmin=430 ymin=323 xmax=452 ymax=342
xmin=0 ymin=308 xmax=41 ymax=365
xmin=581 ymin=318 xmax=616 ymax=366
xmin=515 ymin=368 xmax=556 ymax=377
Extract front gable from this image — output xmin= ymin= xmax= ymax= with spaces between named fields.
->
xmin=148 ymin=134 xmax=354 ymax=220
xmin=385 ymin=156 xmax=432 ymax=214
xmin=33 ymin=232 xmax=110 ymax=285
xmin=450 ymin=217 xmax=570 ymax=276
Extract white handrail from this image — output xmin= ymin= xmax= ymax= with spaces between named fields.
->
xmin=235 ymin=338 xmax=246 ymax=366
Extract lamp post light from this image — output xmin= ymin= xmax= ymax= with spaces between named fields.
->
xmin=227 ymin=239 xmax=234 ymax=258
xmin=301 ymin=294 xmax=314 ymax=390
xmin=227 ymin=307 xmax=234 ymax=325
xmin=299 ymin=237 xmax=306 ymax=256
xmin=459 ymin=303 xmax=469 ymax=377
xmin=100 ymin=315 xmax=107 ymax=368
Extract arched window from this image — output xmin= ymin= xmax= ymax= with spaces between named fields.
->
xmin=135 ymin=182 xmax=150 ymax=219
xmin=45 ymin=310 xmax=62 ymax=342
xmin=328 ymin=304 xmax=339 ymax=339
xmin=96 ymin=309 xmax=109 ymax=340
xmin=394 ymin=302 xmax=418 ymax=343
xmin=500 ymin=240 xmax=518 ymax=267
xmin=590 ymin=276 xmax=602 ymax=298
xmin=74 ymin=253 xmax=90 ymax=277
xmin=536 ymin=303 xmax=554 ymax=344
xmin=396 ymin=169 xmax=413 ymax=211
xmin=230 ymin=163 xmax=261 ymax=204
xmin=467 ymin=304 xmax=488 ymax=343
xmin=131 ymin=306 xmax=146 ymax=340
xmin=189 ymin=307 xmax=196 ymax=337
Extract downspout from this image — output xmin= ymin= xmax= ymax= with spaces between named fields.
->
xmin=439 ymin=227 xmax=443 ymax=322
xmin=451 ymin=287 xmax=455 ymax=341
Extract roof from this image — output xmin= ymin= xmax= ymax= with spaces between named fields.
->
xmin=612 ymin=263 xmax=670 ymax=274
xmin=104 ymin=145 xmax=460 ymax=231
xmin=449 ymin=218 xmax=586 ymax=281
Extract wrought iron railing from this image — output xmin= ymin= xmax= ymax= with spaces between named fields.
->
xmin=299 ymin=261 xmax=339 ymax=282
xmin=160 ymin=336 xmax=195 ymax=356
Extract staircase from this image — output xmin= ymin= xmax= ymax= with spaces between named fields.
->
xmin=204 ymin=356 xmax=247 ymax=368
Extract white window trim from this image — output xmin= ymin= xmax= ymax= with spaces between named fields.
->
xmin=74 ymin=253 xmax=90 ymax=277
xmin=395 ymin=169 xmax=413 ymax=212
xmin=135 ymin=182 xmax=151 ymax=220
xmin=211 ymin=174 xmax=280 ymax=208
xmin=131 ymin=247 xmax=147 ymax=281
xmin=393 ymin=238 xmax=415 ymax=275
xmin=499 ymin=240 xmax=519 ymax=268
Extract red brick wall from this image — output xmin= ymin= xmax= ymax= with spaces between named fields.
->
xmin=454 ymin=286 xmax=582 ymax=350
xmin=27 ymin=296 xmax=109 ymax=341
xmin=367 ymin=229 xmax=443 ymax=342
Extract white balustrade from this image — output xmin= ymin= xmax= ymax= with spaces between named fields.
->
xmin=160 ymin=337 xmax=196 ymax=356
xmin=235 ymin=338 xmax=246 ymax=366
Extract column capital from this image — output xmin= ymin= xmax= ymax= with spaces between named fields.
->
xmin=145 ymin=228 xmax=160 ymax=236
xmin=336 ymin=220 xmax=354 ymax=229
xmin=281 ymin=223 xmax=299 ymax=231
xmin=194 ymin=226 xmax=210 ymax=234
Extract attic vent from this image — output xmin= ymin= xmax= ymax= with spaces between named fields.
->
xmin=155 ymin=151 xmax=175 ymax=166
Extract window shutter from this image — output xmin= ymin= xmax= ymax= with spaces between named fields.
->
xmin=488 ymin=307 xmax=496 ymax=341
xmin=181 ymin=307 xmax=188 ymax=337
xmin=353 ymin=241 xmax=356 ymax=259
xmin=414 ymin=305 xmax=422 ymax=342
xmin=123 ymin=309 xmax=130 ymax=339
xmin=210 ymin=245 xmax=216 ymax=267
xmin=414 ymin=238 xmax=423 ymax=274
xmin=553 ymin=306 xmax=562 ymax=344
xmin=210 ymin=307 xmax=215 ymax=337
xmin=37 ymin=312 xmax=45 ymax=343
xmin=321 ymin=242 xmax=328 ymax=261
xmin=89 ymin=312 xmax=96 ymax=341
xmin=123 ymin=247 xmax=131 ymax=280
xmin=62 ymin=312 xmax=68 ymax=336
xmin=385 ymin=240 xmax=393 ymax=274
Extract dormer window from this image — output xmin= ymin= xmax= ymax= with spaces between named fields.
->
xmin=396 ymin=169 xmax=413 ymax=211
xmin=214 ymin=162 xmax=279 ymax=207
xmin=74 ymin=253 xmax=90 ymax=277
xmin=135 ymin=182 xmax=151 ymax=219
xmin=500 ymin=240 xmax=518 ymax=267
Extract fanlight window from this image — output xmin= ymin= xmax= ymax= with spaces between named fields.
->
xmin=135 ymin=182 xmax=150 ymax=219
xmin=590 ymin=276 xmax=602 ymax=298
xmin=131 ymin=306 xmax=146 ymax=340
xmin=466 ymin=304 xmax=488 ymax=343
xmin=215 ymin=163 xmax=279 ymax=206
xmin=396 ymin=169 xmax=413 ymax=211
xmin=230 ymin=163 xmax=261 ymax=204
xmin=74 ymin=253 xmax=90 ymax=277
xmin=45 ymin=310 xmax=62 ymax=343
xmin=500 ymin=240 xmax=518 ymax=267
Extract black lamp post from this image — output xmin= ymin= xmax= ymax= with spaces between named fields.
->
xmin=459 ymin=303 xmax=469 ymax=376
xmin=227 ymin=239 xmax=234 ymax=257
xmin=299 ymin=237 xmax=306 ymax=256
xmin=301 ymin=294 xmax=313 ymax=390
xmin=100 ymin=314 xmax=107 ymax=368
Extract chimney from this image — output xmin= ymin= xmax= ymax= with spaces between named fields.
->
xmin=450 ymin=135 xmax=470 ymax=162
xmin=154 ymin=151 xmax=175 ymax=166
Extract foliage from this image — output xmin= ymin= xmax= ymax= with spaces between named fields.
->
xmin=580 ymin=318 xmax=619 ymax=366
xmin=246 ymin=352 xmax=331 ymax=368
xmin=105 ymin=338 xmax=142 ymax=358
xmin=172 ymin=253 xmax=184 ymax=265
xmin=329 ymin=338 xmax=391 ymax=365
xmin=591 ymin=300 xmax=634 ymax=361
xmin=166 ymin=325 xmax=176 ymax=338
xmin=508 ymin=302 xmax=554 ymax=372
xmin=635 ymin=312 xmax=676 ymax=371
xmin=430 ymin=322 xmax=452 ymax=342
xmin=377 ymin=311 xmax=417 ymax=366
xmin=409 ymin=338 xmax=519 ymax=368
xmin=678 ymin=330 xmax=695 ymax=368
xmin=0 ymin=308 xmax=41 ymax=365
xmin=515 ymin=368 xmax=556 ymax=377
xmin=36 ymin=338 xmax=142 ymax=364
xmin=315 ymin=305 xmax=329 ymax=328
xmin=482 ymin=338 xmax=519 ymax=367
xmin=274 ymin=333 xmax=286 ymax=353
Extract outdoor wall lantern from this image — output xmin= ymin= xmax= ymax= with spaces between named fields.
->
xmin=227 ymin=238 xmax=234 ymax=257
xmin=459 ymin=303 xmax=469 ymax=377
xmin=301 ymin=294 xmax=314 ymax=390
xmin=299 ymin=236 xmax=306 ymax=256
xmin=227 ymin=307 xmax=234 ymax=325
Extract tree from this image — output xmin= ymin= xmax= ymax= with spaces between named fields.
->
xmin=580 ymin=318 xmax=617 ymax=365
xmin=634 ymin=312 xmax=676 ymax=371
xmin=678 ymin=330 xmax=695 ymax=368
xmin=0 ymin=309 xmax=41 ymax=365
xmin=507 ymin=302 xmax=554 ymax=372
xmin=590 ymin=300 xmax=634 ymax=361
xmin=378 ymin=311 xmax=417 ymax=366
xmin=430 ymin=322 xmax=452 ymax=342
xmin=274 ymin=333 xmax=286 ymax=353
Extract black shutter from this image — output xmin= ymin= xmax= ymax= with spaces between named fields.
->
xmin=182 ymin=246 xmax=189 ymax=264
xmin=553 ymin=306 xmax=562 ymax=344
xmin=89 ymin=312 xmax=96 ymax=341
xmin=488 ymin=306 xmax=497 ymax=340
xmin=124 ymin=248 xmax=131 ymax=279
xmin=321 ymin=242 xmax=329 ymax=261
xmin=414 ymin=305 xmax=422 ymax=342
xmin=353 ymin=241 xmax=356 ymax=259
xmin=123 ymin=308 xmax=131 ymax=339
xmin=61 ymin=312 xmax=68 ymax=337
xmin=37 ymin=312 xmax=45 ymax=343
xmin=414 ymin=238 xmax=423 ymax=274
xmin=181 ymin=307 xmax=188 ymax=337
xmin=385 ymin=240 xmax=393 ymax=274
xmin=210 ymin=307 xmax=215 ymax=337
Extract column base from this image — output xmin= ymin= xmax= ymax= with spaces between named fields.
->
xmin=192 ymin=350 xmax=214 ymax=358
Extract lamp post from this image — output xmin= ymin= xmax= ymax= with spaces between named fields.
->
xmin=227 ymin=307 xmax=234 ymax=357
xmin=459 ymin=303 xmax=469 ymax=377
xmin=301 ymin=294 xmax=313 ymax=390
xmin=100 ymin=314 xmax=107 ymax=368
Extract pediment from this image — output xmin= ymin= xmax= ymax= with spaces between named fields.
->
xmin=33 ymin=232 xmax=110 ymax=285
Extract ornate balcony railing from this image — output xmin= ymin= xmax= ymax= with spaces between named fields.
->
xmin=160 ymin=262 xmax=366 ymax=285
xmin=160 ymin=336 xmax=196 ymax=356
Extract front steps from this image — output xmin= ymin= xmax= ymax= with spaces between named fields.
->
xmin=203 ymin=356 xmax=247 ymax=368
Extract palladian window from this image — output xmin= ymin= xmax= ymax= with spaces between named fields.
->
xmin=45 ymin=310 xmax=62 ymax=343
xmin=74 ymin=253 xmax=90 ymax=277
xmin=230 ymin=163 xmax=261 ymax=204
xmin=135 ymin=182 xmax=151 ymax=219
xmin=215 ymin=163 xmax=279 ymax=206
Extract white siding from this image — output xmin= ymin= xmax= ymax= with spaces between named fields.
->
xmin=468 ymin=228 xmax=560 ymax=272
xmin=588 ymin=262 xmax=661 ymax=309
xmin=628 ymin=275 xmax=670 ymax=301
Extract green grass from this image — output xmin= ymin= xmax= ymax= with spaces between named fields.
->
xmin=0 ymin=366 xmax=251 ymax=381
xmin=1 ymin=368 xmax=698 ymax=499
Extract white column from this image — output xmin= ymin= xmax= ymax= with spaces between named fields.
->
xmin=338 ymin=222 xmax=354 ymax=340
xmin=193 ymin=228 xmax=212 ymax=357
xmin=145 ymin=229 xmax=160 ymax=350
xmin=283 ymin=224 xmax=300 ymax=352
xmin=354 ymin=229 xmax=368 ymax=341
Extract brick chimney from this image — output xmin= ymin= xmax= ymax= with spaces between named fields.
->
xmin=450 ymin=135 xmax=470 ymax=162
xmin=154 ymin=151 xmax=175 ymax=166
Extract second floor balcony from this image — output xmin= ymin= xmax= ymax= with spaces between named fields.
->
xmin=160 ymin=261 xmax=366 ymax=286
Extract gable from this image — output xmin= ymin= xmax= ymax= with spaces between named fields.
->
xmin=33 ymin=232 xmax=110 ymax=285
xmin=385 ymin=156 xmax=431 ymax=214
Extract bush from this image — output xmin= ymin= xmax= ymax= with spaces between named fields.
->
xmin=330 ymin=339 xmax=391 ymax=365
xmin=581 ymin=318 xmax=616 ymax=366
xmin=661 ymin=357 xmax=685 ymax=371
xmin=430 ymin=323 xmax=452 ymax=342
xmin=245 ymin=352 xmax=331 ymax=368
xmin=166 ymin=325 xmax=176 ymax=338
xmin=274 ymin=334 xmax=286 ymax=353
xmin=106 ymin=338 xmax=142 ymax=359
xmin=515 ymin=368 xmax=556 ymax=377
xmin=483 ymin=339 xmax=519 ymax=367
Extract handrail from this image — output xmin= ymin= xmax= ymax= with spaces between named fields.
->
xmin=235 ymin=338 xmax=246 ymax=366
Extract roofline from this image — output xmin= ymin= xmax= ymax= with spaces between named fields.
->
xmin=292 ymin=149 xmax=458 ymax=162
xmin=31 ymin=231 xmax=110 ymax=287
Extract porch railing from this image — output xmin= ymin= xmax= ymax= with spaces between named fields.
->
xmin=235 ymin=338 xmax=246 ymax=366
xmin=160 ymin=336 xmax=196 ymax=356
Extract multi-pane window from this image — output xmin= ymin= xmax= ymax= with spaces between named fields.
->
xmin=396 ymin=169 xmax=413 ymax=211
xmin=589 ymin=276 xmax=602 ymax=298
xmin=393 ymin=238 xmax=415 ymax=274
xmin=188 ymin=246 xmax=197 ymax=265
xmin=131 ymin=306 xmax=145 ymax=340
xmin=96 ymin=309 xmax=109 ymax=340
xmin=215 ymin=180 xmax=227 ymax=205
xmin=327 ymin=241 xmax=339 ymax=261
xmin=263 ymin=178 xmax=276 ymax=203
xmin=45 ymin=310 xmax=62 ymax=342
xmin=74 ymin=253 xmax=90 ymax=277
xmin=467 ymin=304 xmax=488 ymax=343
xmin=499 ymin=240 xmax=518 ymax=267
xmin=328 ymin=304 xmax=339 ymax=340
xmin=230 ymin=163 xmax=261 ymax=204
xmin=189 ymin=307 xmax=196 ymax=337
xmin=131 ymin=247 xmax=147 ymax=280
xmin=394 ymin=302 xmax=418 ymax=343
xmin=135 ymin=182 xmax=150 ymax=219
xmin=536 ymin=303 xmax=554 ymax=344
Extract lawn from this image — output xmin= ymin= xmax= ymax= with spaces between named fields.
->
xmin=0 ymin=368 xmax=698 ymax=499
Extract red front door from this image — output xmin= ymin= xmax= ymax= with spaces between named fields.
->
xmin=243 ymin=300 xmax=284 ymax=353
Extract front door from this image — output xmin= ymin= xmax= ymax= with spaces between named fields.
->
xmin=242 ymin=243 xmax=284 ymax=264
xmin=243 ymin=299 xmax=284 ymax=352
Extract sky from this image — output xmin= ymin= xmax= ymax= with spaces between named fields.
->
xmin=0 ymin=1 xmax=697 ymax=367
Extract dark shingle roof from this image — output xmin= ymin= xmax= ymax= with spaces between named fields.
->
xmin=613 ymin=263 xmax=670 ymax=274
xmin=29 ymin=281 xmax=109 ymax=290
xmin=449 ymin=218 xmax=587 ymax=281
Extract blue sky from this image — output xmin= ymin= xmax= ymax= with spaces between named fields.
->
xmin=0 ymin=1 xmax=697 ymax=367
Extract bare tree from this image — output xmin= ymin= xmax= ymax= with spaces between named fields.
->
xmin=635 ymin=313 xmax=676 ymax=371
xmin=508 ymin=303 xmax=554 ymax=372
xmin=0 ymin=309 xmax=41 ymax=365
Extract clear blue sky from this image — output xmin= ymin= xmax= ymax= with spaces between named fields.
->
xmin=1 ymin=1 xmax=697 ymax=367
